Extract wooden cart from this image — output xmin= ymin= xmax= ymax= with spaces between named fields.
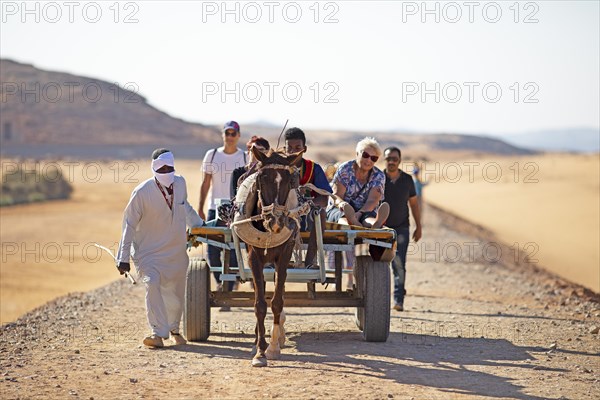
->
xmin=184 ymin=218 xmax=396 ymax=343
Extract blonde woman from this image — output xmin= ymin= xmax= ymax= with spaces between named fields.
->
xmin=326 ymin=137 xmax=389 ymax=228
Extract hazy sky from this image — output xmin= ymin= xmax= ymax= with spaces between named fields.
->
xmin=1 ymin=0 xmax=599 ymax=136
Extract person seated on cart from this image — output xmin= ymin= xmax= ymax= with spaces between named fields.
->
xmin=326 ymin=137 xmax=389 ymax=228
xmin=230 ymin=135 xmax=271 ymax=198
xmin=284 ymin=127 xmax=333 ymax=268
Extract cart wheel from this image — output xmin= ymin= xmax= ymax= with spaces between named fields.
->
xmin=184 ymin=257 xmax=211 ymax=341
xmin=354 ymin=260 xmax=365 ymax=331
xmin=355 ymin=255 xmax=390 ymax=342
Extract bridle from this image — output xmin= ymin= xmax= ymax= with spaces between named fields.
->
xmin=230 ymin=161 xmax=324 ymax=261
xmin=231 ymin=163 xmax=309 ymax=230
xmin=256 ymin=164 xmax=298 ymax=226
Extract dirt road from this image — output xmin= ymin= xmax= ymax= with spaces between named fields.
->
xmin=1 ymin=206 xmax=599 ymax=399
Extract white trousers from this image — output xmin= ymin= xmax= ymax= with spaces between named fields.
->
xmin=139 ymin=264 xmax=187 ymax=338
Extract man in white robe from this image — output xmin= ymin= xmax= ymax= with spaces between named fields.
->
xmin=117 ymin=149 xmax=204 ymax=347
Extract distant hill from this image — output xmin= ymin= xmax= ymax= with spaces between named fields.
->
xmin=0 ymin=58 xmax=540 ymax=159
xmin=244 ymin=127 xmax=537 ymax=161
xmin=358 ymin=132 xmax=537 ymax=156
xmin=0 ymin=59 xmax=220 ymax=146
xmin=499 ymin=128 xmax=600 ymax=153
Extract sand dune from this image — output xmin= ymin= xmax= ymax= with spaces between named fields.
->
xmin=425 ymin=153 xmax=600 ymax=292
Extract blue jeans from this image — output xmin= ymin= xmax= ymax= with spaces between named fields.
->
xmin=391 ymin=228 xmax=410 ymax=305
xmin=207 ymin=209 xmax=237 ymax=291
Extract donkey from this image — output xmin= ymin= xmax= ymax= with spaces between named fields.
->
xmin=233 ymin=147 xmax=303 ymax=367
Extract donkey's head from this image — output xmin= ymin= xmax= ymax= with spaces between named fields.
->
xmin=252 ymin=147 xmax=303 ymax=234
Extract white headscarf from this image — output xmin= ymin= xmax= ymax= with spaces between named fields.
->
xmin=151 ymin=151 xmax=175 ymax=187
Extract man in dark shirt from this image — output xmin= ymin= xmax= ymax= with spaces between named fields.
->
xmin=384 ymin=146 xmax=422 ymax=311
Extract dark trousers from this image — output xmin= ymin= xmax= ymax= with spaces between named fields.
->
xmin=207 ymin=209 xmax=237 ymax=291
xmin=391 ymin=228 xmax=410 ymax=305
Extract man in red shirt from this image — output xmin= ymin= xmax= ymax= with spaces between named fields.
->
xmin=284 ymin=127 xmax=332 ymax=268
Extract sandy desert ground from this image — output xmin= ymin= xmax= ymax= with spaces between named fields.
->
xmin=424 ymin=153 xmax=600 ymax=293
xmin=1 ymin=160 xmax=155 ymax=322
xmin=0 ymin=158 xmax=238 ymax=322
xmin=1 ymin=202 xmax=599 ymax=399
xmin=1 ymin=155 xmax=599 ymax=399
xmin=1 ymin=153 xmax=599 ymax=322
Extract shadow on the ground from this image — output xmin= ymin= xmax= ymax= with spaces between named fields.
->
xmin=172 ymin=331 xmax=568 ymax=400
xmin=226 ymin=308 xmax=353 ymax=317
xmin=403 ymin=304 xmax=578 ymax=322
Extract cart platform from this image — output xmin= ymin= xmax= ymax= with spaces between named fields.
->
xmin=184 ymin=221 xmax=395 ymax=342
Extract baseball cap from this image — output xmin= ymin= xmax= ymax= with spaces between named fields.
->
xmin=222 ymin=121 xmax=240 ymax=133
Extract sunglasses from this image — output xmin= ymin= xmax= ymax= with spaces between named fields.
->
xmin=361 ymin=151 xmax=379 ymax=162
xmin=385 ymin=156 xmax=399 ymax=162
xmin=224 ymin=131 xmax=238 ymax=137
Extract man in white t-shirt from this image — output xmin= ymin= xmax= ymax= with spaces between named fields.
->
xmin=198 ymin=121 xmax=247 ymax=303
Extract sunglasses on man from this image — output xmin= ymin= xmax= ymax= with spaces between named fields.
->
xmin=360 ymin=151 xmax=379 ymax=162
xmin=224 ymin=130 xmax=238 ymax=137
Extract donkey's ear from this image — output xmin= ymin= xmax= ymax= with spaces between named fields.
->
xmin=251 ymin=145 xmax=268 ymax=163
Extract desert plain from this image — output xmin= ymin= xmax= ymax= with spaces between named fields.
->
xmin=1 ymin=152 xmax=599 ymax=399
xmin=1 ymin=152 xmax=598 ymax=321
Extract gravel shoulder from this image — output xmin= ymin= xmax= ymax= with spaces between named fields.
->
xmin=1 ymin=206 xmax=599 ymax=400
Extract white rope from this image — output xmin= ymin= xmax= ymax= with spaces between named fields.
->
xmin=298 ymin=183 xmax=336 ymax=198
xmin=93 ymin=243 xmax=137 ymax=284
xmin=230 ymin=214 xmax=264 ymax=227
xmin=292 ymin=228 xmax=303 ymax=268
